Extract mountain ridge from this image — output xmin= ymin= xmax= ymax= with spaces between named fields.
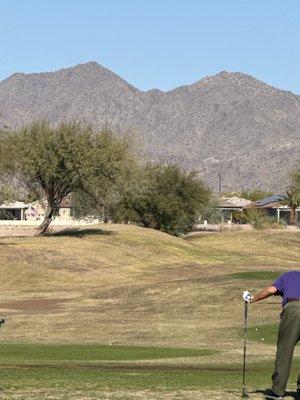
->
xmin=3 ymin=63 xmax=297 ymax=95
xmin=0 ymin=62 xmax=299 ymax=192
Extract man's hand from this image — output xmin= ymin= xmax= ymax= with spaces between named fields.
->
xmin=243 ymin=291 xmax=253 ymax=302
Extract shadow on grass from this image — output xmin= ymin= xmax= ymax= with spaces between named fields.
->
xmin=45 ymin=228 xmax=116 ymax=238
xmin=285 ymin=392 xmax=300 ymax=399
xmin=253 ymin=389 xmax=300 ymax=399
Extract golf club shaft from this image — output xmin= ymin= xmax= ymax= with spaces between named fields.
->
xmin=242 ymin=301 xmax=248 ymax=397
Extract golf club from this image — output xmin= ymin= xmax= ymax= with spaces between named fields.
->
xmin=0 ymin=318 xmax=4 ymax=391
xmin=242 ymin=301 xmax=249 ymax=398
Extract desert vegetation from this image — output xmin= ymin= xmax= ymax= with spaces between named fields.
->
xmin=0 ymin=121 xmax=211 ymax=236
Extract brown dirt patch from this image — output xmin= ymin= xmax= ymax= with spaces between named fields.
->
xmin=0 ymin=226 xmax=39 ymax=237
xmin=0 ymin=298 xmax=70 ymax=314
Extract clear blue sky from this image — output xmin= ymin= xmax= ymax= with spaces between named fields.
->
xmin=1 ymin=0 xmax=300 ymax=93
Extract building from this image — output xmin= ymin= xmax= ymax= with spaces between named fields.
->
xmin=255 ymin=195 xmax=300 ymax=225
xmin=218 ymin=197 xmax=253 ymax=222
xmin=25 ymin=199 xmax=46 ymax=220
xmin=26 ymin=197 xmax=74 ymax=222
xmin=0 ymin=201 xmax=28 ymax=220
xmin=0 ymin=196 xmax=75 ymax=222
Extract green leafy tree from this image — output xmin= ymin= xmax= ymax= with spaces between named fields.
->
xmin=0 ymin=185 xmax=18 ymax=220
xmin=281 ymin=187 xmax=300 ymax=225
xmin=102 ymin=164 xmax=147 ymax=224
xmin=200 ymin=197 xmax=223 ymax=224
xmin=240 ymin=189 xmax=274 ymax=202
xmin=124 ymin=164 xmax=211 ymax=236
xmin=232 ymin=208 xmax=281 ymax=230
xmin=72 ymin=131 xmax=138 ymax=223
xmin=0 ymin=121 xmax=135 ymax=233
xmin=280 ymin=164 xmax=300 ymax=225
xmin=0 ymin=186 xmax=16 ymax=204
xmin=222 ymin=189 xmax=273 ymax=201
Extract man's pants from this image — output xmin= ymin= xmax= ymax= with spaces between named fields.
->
xmin=272 ymin=301 xmax=300 ymax=396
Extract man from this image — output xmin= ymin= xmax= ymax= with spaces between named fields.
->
xmin=243 ymin=270 xmax=300 ymax=400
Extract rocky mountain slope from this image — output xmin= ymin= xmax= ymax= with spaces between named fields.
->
xmin=0 ymin=62 xmax=299 ymax=191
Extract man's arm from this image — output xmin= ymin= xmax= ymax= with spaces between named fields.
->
xmin=250 ymin=286 xmax=278 ymax=303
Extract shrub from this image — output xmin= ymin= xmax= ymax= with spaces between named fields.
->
xmin=233 ymin=208 xmax=283 ymax=230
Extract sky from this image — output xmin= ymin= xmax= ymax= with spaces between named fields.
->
xmin=1 ymin=0 xmax=300 ymax=93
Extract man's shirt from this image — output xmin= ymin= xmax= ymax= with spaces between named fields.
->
xmin=273 ymin=271 xmax=300 ymax=306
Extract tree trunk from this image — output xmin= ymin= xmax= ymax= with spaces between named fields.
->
xmin=102 ymin=207 xmax=108 ymax=223
xmin=290 ymin=208 xmax=297 ymax=225
xmin=37 ymin=205 xmax=55 ymax=235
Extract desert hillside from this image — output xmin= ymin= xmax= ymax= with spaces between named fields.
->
xmin=1 ymin=63 xmax=299 ymax=191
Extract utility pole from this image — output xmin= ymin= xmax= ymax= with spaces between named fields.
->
xmin=218 ymin=173 xmax=222 ymax=197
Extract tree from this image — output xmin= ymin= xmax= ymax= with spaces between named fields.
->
xmin=281 ymin=187 xmax=300 ymax=225
xmin=281 ymin=165 xmax=300 ymax=226
xmin=0 ymin=121 xmax=135 ymax=233
xmin=72 ymin=130 xmax=138 ymax=223
xmin=200 ymin=197 xmax=223 ymax=224
xmin=222 ymin=189 xmax=273 ymax=201
xmin=240 ymin=189 xmax=274 ymax=202
xmin=0 ymin=185 xmax=17 ymax=220
xmin=122 ymin=164 xmax=211 ymax=236
xmin=0 ymin=185 xmax=16 ymax=204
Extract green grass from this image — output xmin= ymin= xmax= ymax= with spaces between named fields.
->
xmin=227 ymin=271 xmax=283 ymax=281
xmin=3 ymin=343 xmax=291 ymax=397
xmin=234 ymin=323 xmax=279 ymax=345
xmin=0 ymin=358 xmax=299 ymax=392
xmin=0 ymin=343 xmax=217 ymax=364
xmin=0 ymin=343 xmax=299 ymax=396
xmin=247 ymin=323 xmax=279 ymax=345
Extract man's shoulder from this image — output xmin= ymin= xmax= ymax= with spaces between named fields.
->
xmin=280 ymin=270 xmax=300 ymax=280
xmin=284 ymin=270 xmax=300 ymax=276
xmin=274 ymin=270 xmax=299 ymax=281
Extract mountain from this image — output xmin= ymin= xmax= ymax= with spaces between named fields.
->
xmin=0 ymin=62 xmax=299 ymax=192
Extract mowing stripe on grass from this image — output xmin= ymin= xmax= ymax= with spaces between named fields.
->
xmin=247 ymin=323 xmax=279 ymax=345
xmin=227 ymin=271 xmax=283 ymax=281
xmin=234 ymin=323 xmax=279 ymax=345
xmin=1 ymin=358 xmax=300 ymax=392
xmin=0 ymin=344 xmax=217 ymax=364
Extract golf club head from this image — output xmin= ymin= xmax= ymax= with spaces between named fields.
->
xmin=241 ymin=392 xmax=249 ymax=399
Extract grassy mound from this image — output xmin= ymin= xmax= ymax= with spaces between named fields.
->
xmin=0 ymin=226 xmax=298 ymax=347
xmin=0 ymin=225 xmax=299 ymax=398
